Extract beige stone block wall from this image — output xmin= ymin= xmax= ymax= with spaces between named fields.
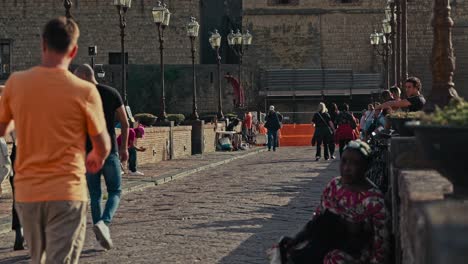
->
xmin=203 ymin=124 xmax=217 ymax=153
xmin=172 ymin=126 xmax=192 ymax=159
xmin=0 ymin=0 xmax=200 ymax=72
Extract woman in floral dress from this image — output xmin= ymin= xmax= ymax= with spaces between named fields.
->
xmin=282 ymin=140 xmax=388 ymax=264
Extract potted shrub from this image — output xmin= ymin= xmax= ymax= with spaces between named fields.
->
xmin=408 ymin=98 xmax=468 ymax=195
xmin=167 ymin=114 xmax=185 ymax=126
xmin=388 ymin=111 xmax=424 ymax=136
xmin=134 ymin=113 xmax=157 ymax=127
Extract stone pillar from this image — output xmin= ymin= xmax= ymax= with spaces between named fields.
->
xmin=416 ymin=201 xmax=468 ymax=264
xmin=184 ymin=120 xmax=205 ymax=155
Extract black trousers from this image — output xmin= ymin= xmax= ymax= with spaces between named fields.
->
xmin=10 ymin=144 xmax=21 ymax=231
xmin=315 ymin=134 xmax=334 ymax=159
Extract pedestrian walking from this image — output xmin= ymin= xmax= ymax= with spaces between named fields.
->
xmin=312 ymin=102 xmax=335 ymax=161
xmin=0 ymin=85 xmax=23 ymax=250
xmin=328 ymin=103 xmax=339 ymax=158
xmin=0 ymin=17 xmax=110 ymax=263
xmin=335 ymin=103 xmax=358 ymax=157
xmin=264 ymin=105 xmax=282 ymax=152
xmin=74 ymin=64 xmax=129 ymax=250
xmin=118 ymin=125 xmax=146 ymax=175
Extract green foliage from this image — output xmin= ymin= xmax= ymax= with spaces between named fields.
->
xmin=422 ymin=98 xmax=468 ymax=126
xmin=167 ymin=114 xmax=185 ymax=125
xmin=134 ymin=113 xmax=157 ymax=127
xmin=389 ymin=111 xmax=424 ymax=119
xmin=225 ymin=113 xmax=238 ymax=120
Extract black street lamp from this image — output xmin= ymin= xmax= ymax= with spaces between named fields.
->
xmin=114 ymin=0 xmax=132 ymax=106
xmin=386 ymin=0 xmax=397 ymax=86
xmin=187 ymin=17 xmax=200 ymax=120
xmin=370 ymin=24 xmax=392 ymax=91
xmin=227 ymin=29 xmax=253 ymax=108
xmin=152 ymin=1 xmax=171 ymax=123
xmin=209 ymin=29 xmax=224 ymax=119
xmin=64 ymin=0 xmax=73 ymax=19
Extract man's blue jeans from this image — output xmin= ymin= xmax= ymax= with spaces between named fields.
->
xmin=267 ymin=129 xmax=278 ymax=150
xmin=86 ymin=152 xmax=122 ymax=225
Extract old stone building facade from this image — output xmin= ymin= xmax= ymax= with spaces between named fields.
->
xmin=1 ymin=0 xmax=467 ymax=118
xmin=242 ymin=0 xmax=468 ymax=100
xmin=0 ymin=0 xmax=200 ymax=76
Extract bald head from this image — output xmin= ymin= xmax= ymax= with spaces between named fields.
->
xmin=0 ymin=85 xmax=5 ymax=96
xmin=74 ymin=64 xmax=97 ymax=84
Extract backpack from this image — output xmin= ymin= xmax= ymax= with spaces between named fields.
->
xmin=0 ymin=138 xmax=12 ymax=185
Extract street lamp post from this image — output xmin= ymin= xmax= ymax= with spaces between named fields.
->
xmin=386 ymin=0 xmax=397 ymax=86
xmin=209 ymin=29 xmax=224 ymax=119
xmin=395 ymin=0 xmax=402 ymax=87
xmin=427 ymin=0 xmax=459 ymax=110
xmin=401 ymin=0 xmax=408 ymax=81
xmin=187 ymin=17 xmax=200 ymax=120
xmin=114 ymin=0 xmax=132 ymax=106
xmin=370 ymin=24 xmax=392 ymax=91
xmin=227 ymin=29 xmax=253 ymax=108
xmin=152 ymin=1 xmax=171 ymax=122
xmin=64 ymin=0 xmax=73 ymax=19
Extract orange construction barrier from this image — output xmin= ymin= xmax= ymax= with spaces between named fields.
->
xmin=279 ymin=124 xmax=315 ymax=146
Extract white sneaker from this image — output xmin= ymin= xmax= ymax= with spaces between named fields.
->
xmin=129 ymin=171 xmax=144 ymax=176
xmin=93 ymin=220 xmax=113 ymax=250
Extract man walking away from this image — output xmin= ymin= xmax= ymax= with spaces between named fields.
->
xmin=264 ymin=105 xmax=282 ymax=152
xmin=74 ymin=64 xmax=129 ymax=250
xmin=0 ymin=17 xmax=110 ymax=263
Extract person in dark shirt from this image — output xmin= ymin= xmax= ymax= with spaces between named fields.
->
xmin=375 ymin=77 xmax=426 ymax=112
xmin=312 ymin=103 xmax=336 ymax=161
xmin=265 ymin=105 xmax=282 ymax=151
xmin=75 ymin=64 xmax=129 ymax=250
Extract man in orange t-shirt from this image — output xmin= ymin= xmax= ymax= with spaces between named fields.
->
xmin=0 ymin=17 xmax=110 ymax=263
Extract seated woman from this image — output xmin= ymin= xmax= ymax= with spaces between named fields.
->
xmin=281 ymin=140 xmax=388 ymax=264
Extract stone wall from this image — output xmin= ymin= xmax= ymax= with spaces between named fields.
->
xmin=0 ymin=0 xmax=200 ymax=73
xmin=172 ymin=126 xmax=192 ymax=159
xmin=203 ymin=124 xmax=218 ymax=153
xmin=389 ymin=137 xmax=468 ymax=264
xmin=242 ymin=0 xmax=468 ymax=99
xmin=117 ymin=125 xmax=192 ymax=165
xmin=93 ymin=64 xmax=257 ymax=117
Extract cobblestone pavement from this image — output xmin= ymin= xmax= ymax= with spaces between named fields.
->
xmin=0 ymin=147 xmax=339 ymax=264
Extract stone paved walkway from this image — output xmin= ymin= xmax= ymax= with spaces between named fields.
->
xmin=0 ymin=148 xmax=265 ymax=235
xmin=0 ymin=147 xmax=339 ymax=263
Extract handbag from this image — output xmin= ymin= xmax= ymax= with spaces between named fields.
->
xmin=317 ymin=113 xmax=333 ymax=136
xmin=274 ymin=113 xmax=283 ymax=129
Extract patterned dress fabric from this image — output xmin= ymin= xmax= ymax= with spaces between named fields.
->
xmin=314 ymin=177 xmax=388 ymax=264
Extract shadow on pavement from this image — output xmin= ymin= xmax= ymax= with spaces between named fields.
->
xmin=185 ymin=157 xmax=339 ymax=264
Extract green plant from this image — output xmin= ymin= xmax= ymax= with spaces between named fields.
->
xmin=421 ymin=98 xmax=468 ymax=126
xmin=167 ymin=114 xmax=185 ymax=124
xmin=389 ymin=111 xmax=424 ymax=119
xmin=134 ymin=113 xmax=157 ymax=126
xmin=225 ymin=113 xmax=238 ymax=120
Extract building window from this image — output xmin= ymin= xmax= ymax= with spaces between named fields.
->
xmin=268 ymin=0 xmax=299 ymax=5
xmin=109 ymin=52 xmax=128 ymax=65
xmin=0 ymin=40 xmax=11 ymax=80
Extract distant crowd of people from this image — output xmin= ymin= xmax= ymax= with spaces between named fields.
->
xmin=311 ymin=76 xmax=425 ymax=161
